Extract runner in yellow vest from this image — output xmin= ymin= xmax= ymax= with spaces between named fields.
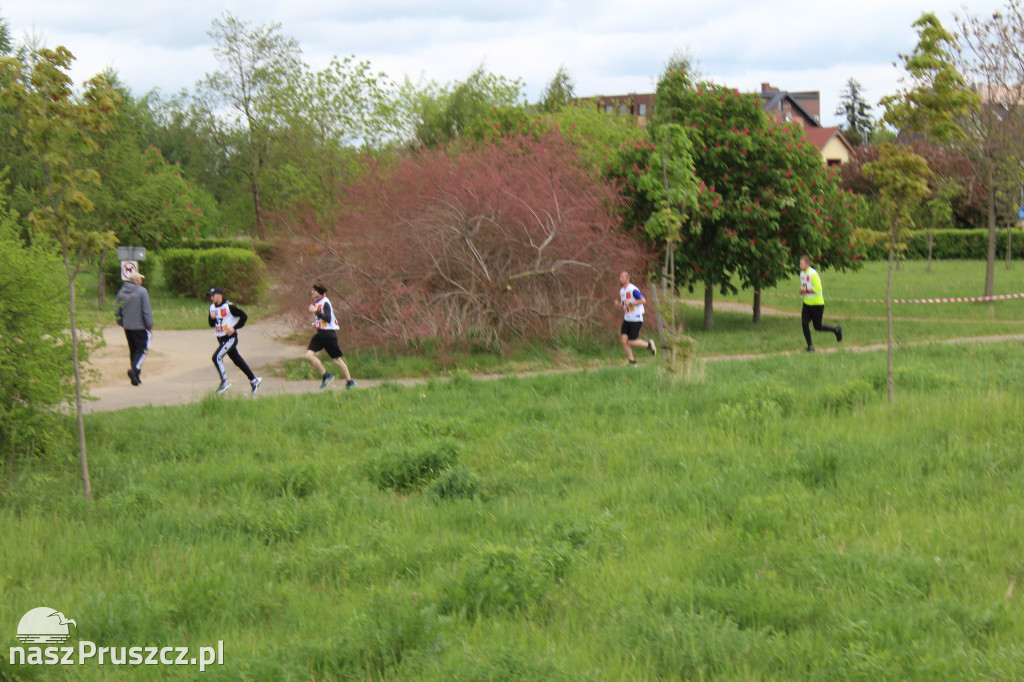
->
xmin=799 ymin=255 xmax=842 ymax=352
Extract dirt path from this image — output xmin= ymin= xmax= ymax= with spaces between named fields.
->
xmin=85 ymin=314 xmax=1024 ymax=413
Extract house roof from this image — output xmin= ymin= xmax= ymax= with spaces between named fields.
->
xmin=802 ymin=126 xmax=854 ymax=154
xmin=760 ymin=90 xmax=821 ymax=127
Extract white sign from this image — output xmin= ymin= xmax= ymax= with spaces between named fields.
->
xmin=120 ymin=261 xmax=139 ymax=281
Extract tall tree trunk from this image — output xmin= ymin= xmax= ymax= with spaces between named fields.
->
xmin=67 ymin=265 xmax=92 ymax=500
xmin=97 ymin=251 xmax=107 ymax=305
xmin=985 ymin=165 xmax=997 ymax=297
xmin=703 ymin=285 xmax=714 ymax=331
xmin=752 ymin=291 xmax=761 ymax=323
xmin=886 ymin=230 xmax=896 ymax=406
xmin=251 ymin=180 xmax=266 ymax=240
xmin=650 ymin=283 xmax=666 ymax=340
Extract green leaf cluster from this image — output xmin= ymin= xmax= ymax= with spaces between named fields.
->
xmin=0 ymin=200 xmax=73 ymax=466
xmin=650 ymin=70 xmax=863 ymax=300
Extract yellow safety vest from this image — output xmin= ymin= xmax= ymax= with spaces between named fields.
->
xmin=800 ymin=268 xmax=824 ymax=306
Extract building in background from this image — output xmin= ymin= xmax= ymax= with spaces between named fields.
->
xmin=579 ymin=83 xmax=853 ymax=166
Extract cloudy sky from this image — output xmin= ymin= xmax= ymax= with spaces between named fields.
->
xmin=0 ymin=0 xmax=1004 ymax=127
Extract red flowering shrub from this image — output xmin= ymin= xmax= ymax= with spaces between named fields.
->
xmin=278 ymin=132 xmax=648 ymax=353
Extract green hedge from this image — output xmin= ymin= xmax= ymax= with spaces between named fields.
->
xmin=192 ymin=248 xmax=267 ymax=304
xmin=161 ymin=248 xmax=200 ymax=297
xmin=159 ymin=247 xmax=266 ymax=303
xmin=856 ymin=228 xmax=1024 ymax=260
xmin=165 ymin=237 xmax=276 ymax=261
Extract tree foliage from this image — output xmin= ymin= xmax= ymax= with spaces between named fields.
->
xmin=401 ymin=66 xmax=524 ymax=148
xmin=835 ymin=78 xmax=874 ymax=147
xmin=651 ymin=68 xmax=861 ymax=328
xmin=281 ymin=132 xmax=647 ymax=354
xmin=879 ymin=12 xmax=981 ymax=143
xmin=269 ymin=54 xmax=401 ymax=224
xmin=538 ymin=66 xmax=575 ymax=113
xmin=863 ymin=143 xmax=932 ymax=404
xmin=0 ymin=45 xmax=120 ymax=499
xmin=839 ymin=142 xmax=984 ymax=229
xmin=954 ymin=0 xmax=1024 ymax=294
xmin=0 ymin=193 xmax=72 ymax=473
xmin=191 ymin=12 xmax=303 ymax=238
xmin=81 ymin=75 xmax=220 ymax=249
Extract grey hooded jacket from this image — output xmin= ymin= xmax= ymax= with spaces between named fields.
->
xmin=115 ymin=281 xmax=154 ymax=330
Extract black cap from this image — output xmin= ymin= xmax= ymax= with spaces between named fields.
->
xmin=207 ymin=287 xmax=224 ymax=297
xmin=313 ymin=284 xmax=326 ymax=295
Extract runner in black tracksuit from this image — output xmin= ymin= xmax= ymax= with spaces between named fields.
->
xmin=207 ymin=287 xmax=261 ymax=395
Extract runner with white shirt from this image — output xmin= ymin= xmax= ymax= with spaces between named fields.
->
xmin=305 ymin=284 xmax=355 ymax=390
xmin=617 ymin=270 xmax=656 ymax=366
xmin=207 ymin=287 xmax=261 ymax=394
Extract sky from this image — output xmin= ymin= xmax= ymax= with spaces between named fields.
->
xmin=0 ymin=0 xmax=1006 ymax=127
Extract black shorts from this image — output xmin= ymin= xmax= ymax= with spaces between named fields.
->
xmin=620 ymin=320 xmax=643 ymax=340
xmin=308 ymin=330 xmax=343 ymax=359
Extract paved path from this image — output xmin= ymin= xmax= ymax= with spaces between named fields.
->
xmin=85 ymin=320 xmax=334 ymax=413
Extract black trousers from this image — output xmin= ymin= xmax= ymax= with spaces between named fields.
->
xmin=212 ymin=334 xmax=255 ymax=382
xmin=125 ymin=329 xmax=150 ymax=373
xmin=802 ymin=304 xmax=836 ymax=347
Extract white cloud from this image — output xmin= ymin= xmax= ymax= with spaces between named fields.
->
xmin=0 ymin=0 xmax=1009 ymax=124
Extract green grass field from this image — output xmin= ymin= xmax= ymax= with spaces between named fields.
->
xmin=2 ymin=336 xmax=1023 ymax=679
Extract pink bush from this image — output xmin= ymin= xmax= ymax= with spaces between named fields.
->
xmin=278 ymin=132 xmax=648 ymax=353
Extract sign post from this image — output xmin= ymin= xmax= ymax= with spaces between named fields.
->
xmin=117 ymin=246 xmax=147 ymax=281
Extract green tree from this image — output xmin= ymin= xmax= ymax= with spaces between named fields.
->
xmin=652 ymin=68 xmax=860 ymax=329
xmin=0 ymin=15 xmax=10 ymax=55
xmin=83 ymin=75 xmax=220 ymax=302
xmin=634 ymin=121 xmax=700 ymax=353
xmin=268 ymin=54 xmax=400 ymax=224
xmin=0 ymin=46 xmax=120 ymax=499
xmin=955 ymin=2 xmax=1024 ymax=292
xmin=863 ymin=143 xmax=932 ymax=404
xmin=136 ymin=90 xmax=241 ymax=236
xmin=191 ymin=12 xmax=303 ymax=238
xmin=463 ymin=99 xmax=645 ymax=182
xmin=403 ymin=66 xmax=524 ymax=147
xmin=879 ymin=12 xmax=981 ymax=144
xmin=0 ymin=188 xmax=74 ymax=474
xmin=538 ymin=66 xmax=575 ymax=113
xmin=835 ymin=77 xmax=874 ymax=147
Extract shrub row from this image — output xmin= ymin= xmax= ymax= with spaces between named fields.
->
xmin=165 ymin=237 xmax=276 ymax=261
xmin=855 ymin=228 xmax=1024 ymax=260
xmin=161 ymin=247 xmax=267 ymax=303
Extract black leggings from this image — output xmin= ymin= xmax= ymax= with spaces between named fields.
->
xmin=213 ymin=335 xmax=255 ymax=382
xmin=802 ymin=304 xmax=836 ymax=347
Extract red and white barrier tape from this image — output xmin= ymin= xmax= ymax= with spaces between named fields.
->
xmin=766 ymin=292 xmax=1024 ymax=304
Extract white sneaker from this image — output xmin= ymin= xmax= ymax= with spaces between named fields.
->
xmin=250 ymin=377 xmax=262 ymax=395
xmin=216 ymin=380 xmax=231 ymax=394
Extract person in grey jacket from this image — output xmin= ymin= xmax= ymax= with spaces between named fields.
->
xmin=115 ymin=271 xmax=153 ymax=386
